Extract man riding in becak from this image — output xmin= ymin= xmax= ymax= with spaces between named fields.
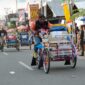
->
xmin=31 ymin=31 xmax=42 ymax=66
xmin=30 ymin=14 xmax=49 ymax=66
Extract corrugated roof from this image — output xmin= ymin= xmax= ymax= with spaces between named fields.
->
xmin=46 ymin=0 xmax=85 ymax=17
xmin=47 ymin=0 xmax=64 ymax=16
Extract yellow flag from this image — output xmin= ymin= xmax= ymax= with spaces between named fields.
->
xmin=62 ymin=3 xmax=71 ymax=22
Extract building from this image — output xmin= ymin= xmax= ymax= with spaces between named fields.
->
xmin=27 ymin=0 xmax=64 ymax=19
xmin=41 ymin=0 xmax=64 ymax=17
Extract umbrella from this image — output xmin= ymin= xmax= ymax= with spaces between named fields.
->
xmin=80 ymin=17 xmax=85 ymax=21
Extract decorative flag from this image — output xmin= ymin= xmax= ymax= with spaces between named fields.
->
xmin=62 ymin=2 xmax=71 ymax=23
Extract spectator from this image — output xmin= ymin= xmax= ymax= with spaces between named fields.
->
xmin=80 ymin=26 xmax=84 ymax=56
xmin=75 ymin=23 xmax=80 ymax=44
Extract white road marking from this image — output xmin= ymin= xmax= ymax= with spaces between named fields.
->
xmin=3 ymin=52 xmax=8 ymax=55
xmin=72 ymin=75 xmax=77 ymax=78
xmin=9 ymin=71 xmax=15 ymax=75
xmin=18 ymin=61 xmax=34 ymax=71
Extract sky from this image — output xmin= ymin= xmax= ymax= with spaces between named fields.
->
xmin=0 ymin=0 xmax=85 ymax=19
xmin=0 ymin=0 xmax=41 ymax=19
xmin=0 ymin=0 xmax=27 ymax=19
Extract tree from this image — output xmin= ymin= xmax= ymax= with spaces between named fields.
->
xmin=71 ymin=9 xmax=85 ymax=20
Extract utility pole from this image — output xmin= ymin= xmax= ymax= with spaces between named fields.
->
xmin=4 ymin=8 xmax=10 ymax=25
xmin=16 ymin=0 xmax=18 ymax=12
xmin=41 ymin=0 xmax=43 ymax=15
xmin=68 ymin=0 xmax=75 ymax=42
xmin=69 ymin=0 xmax=75 ymax=28
xmin=15 ymin=0 xmax=18 ymax=20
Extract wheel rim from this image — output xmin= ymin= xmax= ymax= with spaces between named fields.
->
xmin=71 ymin=56 xmax=76 ymax=68
xmin=37 ymin=56 xmax=39 ymax=66
xmin=43 ymin=54 xmax=49 ymax=72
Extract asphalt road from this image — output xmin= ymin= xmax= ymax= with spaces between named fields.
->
xmin=0 ymin=47 xmax=85 ymax=85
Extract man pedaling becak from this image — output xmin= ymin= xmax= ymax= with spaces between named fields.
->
xmin=31 ymin=31 xmax=42 ymax=66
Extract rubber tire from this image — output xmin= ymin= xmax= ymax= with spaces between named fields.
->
xmin=16 ymin=46 xmax=20 ymax=51
xmin=1 ymin=48 xmax=4 ymax=52
xmin=43 ymin=51 xmax=50 ymax=74
xmin=1 ymin=45 xmax=4 ymax=52
xmin=71 ymin=56 xmax=77 ymax=68
xmin=16 ymin=42 xmax=20 ymax=51
xmin=38 ymin=56 xmax=43 ymax=69
xmin=29 ymin=44 xmax=31 ymax=50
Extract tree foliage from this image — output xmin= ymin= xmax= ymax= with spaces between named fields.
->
xmin=71 ymin=9 xmax=85 ymax=20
